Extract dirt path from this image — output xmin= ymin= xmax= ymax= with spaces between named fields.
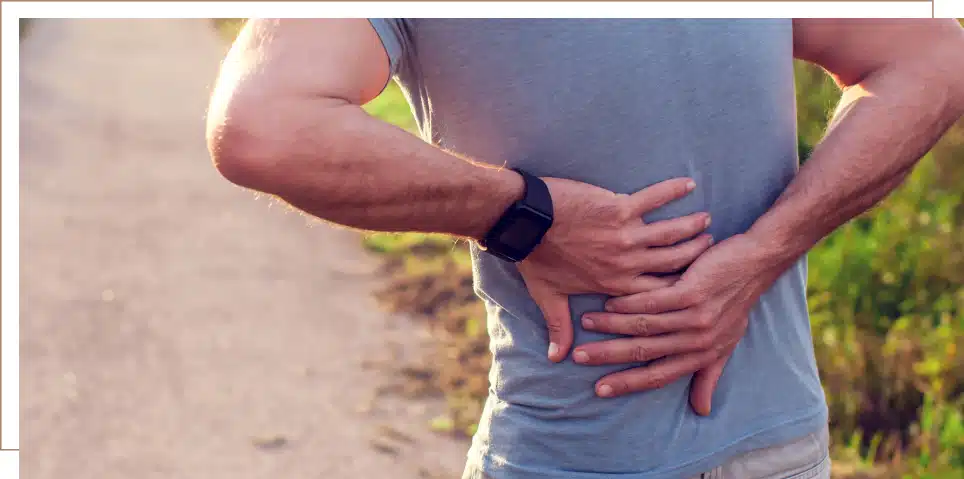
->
xmin=20 ymin=19 xmax=468 ymax=479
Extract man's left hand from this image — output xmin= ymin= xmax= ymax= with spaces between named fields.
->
xmin=572 ymin=232 xmax=794 ymax=415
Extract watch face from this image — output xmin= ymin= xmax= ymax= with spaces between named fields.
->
xmin=498 ymin=213 xmax=547 ymax=251
xmin=487 ymin=205 xmax=552 ymax=260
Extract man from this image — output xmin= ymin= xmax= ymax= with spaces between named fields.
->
xmin=206 ymin=19 xmax=964 ymax=479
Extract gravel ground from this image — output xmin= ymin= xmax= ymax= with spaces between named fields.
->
xmin=20 ymin=18 xmax=468 ymax=479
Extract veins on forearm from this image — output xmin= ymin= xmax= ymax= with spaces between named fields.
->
xmin=754 ymin=63 xmax=962 ymax=259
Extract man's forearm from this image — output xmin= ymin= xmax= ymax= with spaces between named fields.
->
xmin=208 ymin=97 xmax=523 ymax=240
xmin=747 ymin=49 xmax=964 ymax=264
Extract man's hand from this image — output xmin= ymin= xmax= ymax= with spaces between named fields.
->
xmin=571 ymin=233 xmax=793 ymax=414
xmin=571 ymin=19 xmax=964 ymax=413
xmin=520 ymin=177 xmax=714 ymax=362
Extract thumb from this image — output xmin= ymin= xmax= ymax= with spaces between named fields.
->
xmin=689 ymin=355 xmax=728 ymax=416
xmin=530 ymin=285 xmax=574 ymax=363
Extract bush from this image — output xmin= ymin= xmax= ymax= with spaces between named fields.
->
xmin=808 ymin=154 xmax=964 ymax=475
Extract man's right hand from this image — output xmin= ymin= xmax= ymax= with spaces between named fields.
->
xmin=208 ymin=21 xmax=710 ymax=361
xmin=517 ymin=177 xmax=713 ymax=362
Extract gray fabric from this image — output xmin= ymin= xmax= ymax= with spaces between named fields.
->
xmin=369 ymin=19 xmax=828 ymax=479
xmin=690 ymin=425 xmax=831 ymax=478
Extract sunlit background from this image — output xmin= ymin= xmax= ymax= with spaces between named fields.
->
xmin=19 ymin=18 xmax=964 ymax=479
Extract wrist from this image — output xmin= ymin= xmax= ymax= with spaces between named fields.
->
xmin=744 ymin=219 xmax=812 ymax=271
xmin=466 ymin=167 xmax=526 ymax=242
xmin=474 ymin=168 xmax=555 ymax=262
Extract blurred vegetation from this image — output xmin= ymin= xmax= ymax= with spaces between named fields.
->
xmin=213 ymin=19 xmax=964 ymax=477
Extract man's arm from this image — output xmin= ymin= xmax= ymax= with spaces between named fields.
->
xmin=206 ymin=19 xmax=524 ymax=239
xmin=750 ymin=19 xmax=964 ymax=260
xmin=573 ymin=19 xmax=964 ymax=411
xmin=206 ymin=19 xmax=713 ymax=361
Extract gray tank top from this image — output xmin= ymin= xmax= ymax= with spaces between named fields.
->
xmin=370 ymin=19 xmax=828 ymax=479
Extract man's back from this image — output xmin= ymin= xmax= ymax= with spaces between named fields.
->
xmin=371 ymin=19 xmax=827 ymax=478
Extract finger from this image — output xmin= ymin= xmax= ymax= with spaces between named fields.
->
xmin=626 ymin=178 xmax=696 ymax=218
xmin=631 ymin=234 xmax=714 ymax=273
xmin=582 ymin=309 xmax=710 ymax=337
xmin=595 ymin=351 xmax=716 ymax=398
xmin=572 ymin=333 xmax=706 ymax=366
xmin=635 ymin=212 xmax=711 ymax=247
xmin=605 ymin=282 xmax=699 ymax=314
xmin=689 ymin=352 xmax=731 ymax=416
xmin=530 ymin=286 xmax=574 ymax=363
xmin=610 ymin=274 xmax=679 ymax=296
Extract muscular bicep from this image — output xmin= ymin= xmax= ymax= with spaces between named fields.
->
xmin=212 ymin=19 xmax=391 ymax=111
xmin=792 ymin=19 xmax=964 ymax=87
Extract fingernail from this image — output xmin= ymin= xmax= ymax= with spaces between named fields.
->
xmin=581 ymin=316 xmax=595 ymax=328
xmin=573 ymin=350 xmax=590 ymax=364
xmin=686 ymin=180 xmax=696 ymax=191
xmin=548 ymin=342 xmax=559 ymax=359
xmin=708 ymin=235 xmax=715 ymax=245
xmin=598 ymin=384 xmax=614 ymax=397
xmin=704 ymin=215 xmax=712 ymax=228
xmin=604 ymin=302 xmax=615 ymax=312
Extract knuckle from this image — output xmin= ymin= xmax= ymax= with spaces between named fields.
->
xmin=631 ymin=345 xmax=650 ymax=362
xmin=614 ymin=198 xmax=635 ymax=222
xmin=544 ymin=319 xmax=564 ymax=334
xmin=616 ymin=230 xmax=636 ymax=250
xmin=597 ymin=201 xmax=626 ymax=222
xmin=647 ymin=372 xmax=670 ymax=389
xmin=641 ymin=298 xmax=658 ymax=313
xmin=651 ymin=229 xmax=674 ymax=246
xmin=631 ymin=316 xmax=651 ymax=336
xmin=610 ymin=380 xmax=630 ymax=396
xmin=594 ymin=349 xmax=612 ymax=363
xmin=695 ymin=312 xmax=715 ymax=329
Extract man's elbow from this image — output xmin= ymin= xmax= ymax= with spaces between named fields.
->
xmin=206 ymin=103 xmax=281 ymax=192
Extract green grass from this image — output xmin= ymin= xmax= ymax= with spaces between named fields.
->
xmin=363 ymin=82 xmax=417 ymax=132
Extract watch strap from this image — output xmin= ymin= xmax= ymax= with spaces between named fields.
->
xmin=511 ymin=168 xmax=553 ymax=218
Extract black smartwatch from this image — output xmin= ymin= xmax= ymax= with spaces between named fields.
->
xmin=479 ymin=168 xmax=554 ymax=263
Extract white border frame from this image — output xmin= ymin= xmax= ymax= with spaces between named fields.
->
xmin=8 ymin=2 xmax=935 ymax=19
xmin=2 ymin=2 xmax=946 ymax=478
xmin=934 ymin=0 xmax=963 ymax=18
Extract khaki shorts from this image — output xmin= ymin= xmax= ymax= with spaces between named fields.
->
xmin=690 ymin=425 xmax=831 ymax=479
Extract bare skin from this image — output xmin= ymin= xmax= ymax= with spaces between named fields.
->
xmin=207 ymin=19 xmax=964 ymax=418
xmin=206 ymin=19 xmax=713 ymax=364
xmin=575 ymin=19 xmax=964 ymax=414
